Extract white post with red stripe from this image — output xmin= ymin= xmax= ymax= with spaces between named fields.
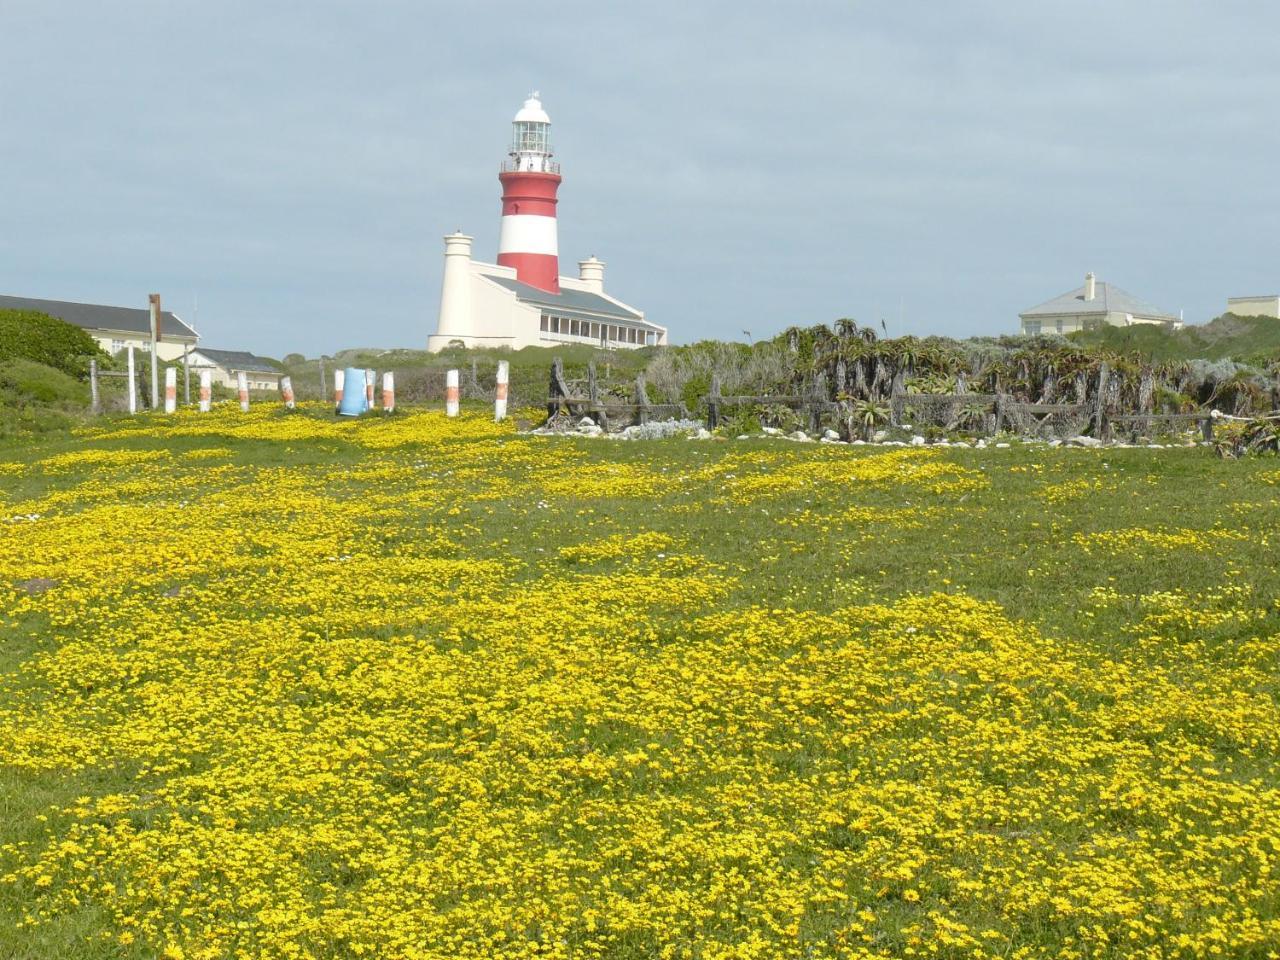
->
xmin=496 ymin=93 xmax=561 ymax=293
xmin=445 ymin=369 xmax=460 ymax=417
xmin=495 ymin=360 xmax=509 ymax=421
xmin=281 ymin=376 xmax=295 ymax=409
xmin=333 ymin=368 xmax=344 ymax=412
xmin=365 ymin=369 xmax=375 ymax=409
xmin=382 ymin=372 xmax=395 ymax=412
xmin=164 ymin=367 xmax=177 ymax=413
xmin=237 ymin=371 xmax=250 ymax=412
xmin=198 ymin=369 xmax=211 ymax=412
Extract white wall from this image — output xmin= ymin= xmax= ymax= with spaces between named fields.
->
xmin=1226 ymin=297 xmax=1280 ymax=318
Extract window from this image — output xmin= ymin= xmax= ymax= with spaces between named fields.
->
xmin=1054 ymin=318 xmax=1064 ymax=334
xmin=111 ymin=339 xmax=125 ymax=353
xmin=1023 ymin=320 xmax=1041 ymax=336
xmin=540 ymin=315 xmax=549 ymax=332
xmin=570 ymin=319 xmax=579 ymax=337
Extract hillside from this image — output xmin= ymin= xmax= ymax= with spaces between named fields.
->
xmin=1067 ymin=312 xmax=1280 ymax=363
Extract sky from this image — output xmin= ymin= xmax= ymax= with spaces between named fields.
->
xmin=2 ymin=0 xmax=1279 ymax=356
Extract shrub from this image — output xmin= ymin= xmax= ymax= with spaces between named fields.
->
xmin=0 ymin=309 xmax=105 ymax=377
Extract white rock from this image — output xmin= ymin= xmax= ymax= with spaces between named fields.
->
xmin=789 ymin=430 xmax=812 ymax=442
xmin=1069 ymin=435 xmax=1102 ymax=448
xmin=910 ymin=435 xmax=926 ymax=446
xmin=823 ymin=429 xmax=840 ymax=441
xmin=1048 ymin=439 xmax=1062 ymax=447
xmin=578 ymin=417 xmax=596 ymax=428
xmin=851 ymin=439 xmax=866 ymax=445
xmin=736 ymin=434 xmax=749 ymax=440
xmin=975 ymin=439 xmax=987 ymax=449
xmin=995 ymin=442 xmax=1010 ymax=448
xmin=762 ymin=426 xmax=783 ymax=436
xmin=872 ymin=430 xmax=888 ymax=442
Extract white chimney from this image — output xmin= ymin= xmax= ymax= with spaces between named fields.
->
xmin=1084 ymin=271 xmax=1096 ymax=302
xmin=431 ymin=232 xmax=474 ymax=349
xmin=578 ymin=256 xmax=605 ymax=293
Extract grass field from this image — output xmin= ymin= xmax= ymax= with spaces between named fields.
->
xmin=1 ymin=405 xmax=1278 ymax=959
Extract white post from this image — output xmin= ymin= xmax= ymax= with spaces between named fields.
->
xmin=164 ymin=367 xmax=177 ymax=414
xmin=148 ymin=296 xmax=160 ymax=410
xmin=445 ymin=369 xmax=460 ymax=417
xmin=495 ymin=359 xmax=509 ymax=421
xmin=334 ymin=368 xmax=345 ymax=412
xmin=382 ymin=371 xmax=395 ymax=412
xmin=365 ymin=369 xmax=375 ymax=409
xmin=237 ymin=371 xmax=250 ymax=412
xmin=281 ymin=376 xmax=295 ymax=409
xmin=127 ymin=345 xmax=137 ymax=415
xmin=198 ymin=369 xmax=211 ymax=412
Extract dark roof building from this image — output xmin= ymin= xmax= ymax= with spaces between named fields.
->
xmin=0 ymin=293 xmax=198 ymax=341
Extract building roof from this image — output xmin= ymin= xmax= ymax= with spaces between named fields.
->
xmin=1020 ymin=281 xmax=1175 ymax=320
xmin=192 ymin=348 xmax=279 ymax=374
xmin=0 ymin=293 xmax=198 ymax=340
xmin=482 ymin=275 xmax=649 ymax=324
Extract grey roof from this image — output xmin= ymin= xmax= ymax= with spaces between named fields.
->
xmin=0 ymin=293 xmax=198 ymax=340
xmin=482 ymin=275 xmax=648 ymax=324
xmin=192 ymin=348 xmax=279 ymax=374
xmin=1020 ymin=281 xmax=1175 ymax=320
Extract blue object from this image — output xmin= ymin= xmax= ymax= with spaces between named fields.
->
xmin=337 ymin=367 xmax=369 ymax=416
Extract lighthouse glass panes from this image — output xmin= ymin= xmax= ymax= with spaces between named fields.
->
xmin=510 ymin=119 xmax=553 ymax=173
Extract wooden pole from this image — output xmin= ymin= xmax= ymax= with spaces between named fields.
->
xmin=148 ymin=294 xmax=161 ymax=410
xmin=89 ymin=358 xmax=101 ymax=415
xmin=382 ymin=371 xmax=395 ymax=413
xmin=494 ymin=360 xmax=509 ymax=421
xmin=126 ymin=346 xmax=137 ymax=415
xmin=445 ymin=369 xmax=460 ymax=416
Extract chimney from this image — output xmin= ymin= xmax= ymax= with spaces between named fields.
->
xmin=578 ymin=256 xmax=605 ymax=293
xmin=1084 ymin=271 xmax=1096 ymax=302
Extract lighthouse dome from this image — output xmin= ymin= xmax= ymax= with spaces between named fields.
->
xmin=514 ymin=92 xmax=550 ymax=124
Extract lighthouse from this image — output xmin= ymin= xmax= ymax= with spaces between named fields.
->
xmin=496 ymin=93 xmax=562 ymax=293
xmin=428 ymin=93 xmax=666 ymax=352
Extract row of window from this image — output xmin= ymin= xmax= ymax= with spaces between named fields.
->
xmin=1023 ymin=318 xmax=1102 ymax=336
xmin=539 ymin=314 xmax=655 ymax=346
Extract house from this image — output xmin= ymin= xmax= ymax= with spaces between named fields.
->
xmin=1225 ymin=295 xmax=1280 ymax=318
xmin=0 ymin=293 xmax=199 ymax=360
xmin=1019 ymin=273 xmax=1181 ymax=335
xmin=188 ymin=348 xmax=281 ymax=391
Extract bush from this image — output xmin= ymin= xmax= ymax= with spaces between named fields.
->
xmin=0 ymin=357 xmax=90 ymax=439
xmin=0 ymin=309 xmax=105 ymax=377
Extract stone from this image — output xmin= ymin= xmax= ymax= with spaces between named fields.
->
xmin=762 ymin=426 xmax=783 ymax=436
xmin=975 ymin=439 xmax=987 ymax=449
xmin=789 ymin=430 xmax=812 ymax=442
xmin=16 ymin=578 xmax=58 ymax=594
xmin=1068 ymin=435 xmax=1102 ymax=448
xmin=851 ymin=439 xmax=866 ymax=445
xmin=910 ymin=435 xmax=926 ymax=446
xmin=995 ymin=442 xmax=1011 ymax=448
xmin=872 ymin=430 xmax=888 ymax=442
xmin=823 ymin=429 xmax=840 ymax=441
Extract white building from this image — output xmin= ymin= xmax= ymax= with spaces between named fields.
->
xmin=188 ymin=348 xmax=282 ymax=391
xmin=428 ymin=94 xmax=666 ymax=352
xmin=1019 ymin=273 xmax=1181 ymax=335
xmin=0 ymin=293 xmax=198 ymax=360
xmin=1225 ymin=295 xmax=1280 ymax=318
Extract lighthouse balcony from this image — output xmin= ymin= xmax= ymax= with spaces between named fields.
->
xmin=500 ymin=159 xmax=561 ymax=175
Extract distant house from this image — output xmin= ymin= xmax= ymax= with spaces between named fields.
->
xmin=0 ymin=293 xmax=198 ymax=360
xmin=1019 ymin=273 xmax=1181 ymax=336
xmin=188 ymin=348 xmax=281 ymax=391
xmin=1225 ymin=295 xmax=1280 ymax=318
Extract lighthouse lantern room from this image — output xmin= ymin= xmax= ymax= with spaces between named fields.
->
xmin=428 ymin=93 xmax=666 ymax=352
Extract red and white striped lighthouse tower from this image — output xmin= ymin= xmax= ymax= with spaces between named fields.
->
xmin=497 ymin=92 xmax=562 ymax=293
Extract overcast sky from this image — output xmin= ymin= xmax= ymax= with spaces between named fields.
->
xmin=3 ymin=1 xmax=1278 ymax=356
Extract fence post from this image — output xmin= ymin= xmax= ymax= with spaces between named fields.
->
xmin=89 ymin=358 xmax=101 ymax=415
xmin=1200 ymin=415 xmax=1213 ymax=443
xmin=237 ymin=371 xmax=250 ymax=412
xmin=319 ymin=359 xmax=327 ymax=400
xmin=446 ymin=369 xmax=460 ymax=416
xmin=127 ymin=346 xmax=137 ymax=415
xmin=333 ymin=368 xmax=344 ymax=412
xmin=494 ymin=360 xmax=509 ymax=421
xmin=634 ymin=374 xmax=650 ymax=426
xmin=708 ymin=373 xmax=721 ymax=430
xmin=183 ymin=346 xmax=191 ymax=405
xmin=382 ymin=371 xmax=396 ymax=413
xmin=281 ymin=375 xmax=295 ymax=409
xmin=365 ymin=369 xmax=375 ymax=409
xmin=199 ymin=369 xmax=212 ymax=412
xmin=164 ymin=367 xmax=177 ymax=414
xmin=1093 ymin=362 xmax=1109 ymax=439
